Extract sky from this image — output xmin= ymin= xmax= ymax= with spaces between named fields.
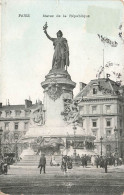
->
xmin=1 ymin=0 xmax=124 ymax=105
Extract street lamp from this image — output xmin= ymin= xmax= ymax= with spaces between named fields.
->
xmin=0 ymin=127 xmax=3 ymax=157
xmin=73 ymin=124 xmax=77 ymax=159
xmin=14 ymin=131 xmax=19 ymax=161
xmin=100 ymin=136 xmax=103 ymax=156
xmin=43 ymin=108 xmax=46 ymax=125
xmin=114 ymin=126 xmax=118 ymax=156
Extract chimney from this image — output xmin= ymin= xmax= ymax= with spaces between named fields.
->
xmin=8 ymin=99 xmax=10 ymax=106
xmin=38 ymin=99 xmax=42 ymax=105
xmin=79 ymin=82 xmax=86 ymax=91
xmin=25 ymin=99 xmax=32 ymax=109
xmin=0 ymin=103 xmax=2 ymax=108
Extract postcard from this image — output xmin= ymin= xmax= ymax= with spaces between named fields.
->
xmin=0 ymin=0 xmax=124 ymax=194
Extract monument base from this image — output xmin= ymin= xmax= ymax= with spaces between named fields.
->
xmin=22 ymin=124 xmax=96 ymax=156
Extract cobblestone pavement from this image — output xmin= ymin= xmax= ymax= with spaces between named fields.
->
xmin=0 ymin=165 xmax=124 ymax=195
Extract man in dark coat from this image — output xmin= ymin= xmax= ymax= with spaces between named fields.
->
xmin=95 ymin=155 xmax=100 ymax=168
xmin=104 ymin=157 xmax=108 ymax=173
xmin=84 ymin=154 xmax=87 ymax=167
xmin=81 ymin=155 xmax=85 ymax=167
xmin=38 ymin=154 xmax=46 ymax=174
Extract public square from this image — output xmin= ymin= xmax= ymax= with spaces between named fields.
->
xmin=0 ymin=164 xmax=124 ymax=195
xmin=1 ymin=1 xmax=124 ymax=195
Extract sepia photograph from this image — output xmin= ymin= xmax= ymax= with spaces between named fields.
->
xmin=0 ymin=0 xmax=124 ymax=194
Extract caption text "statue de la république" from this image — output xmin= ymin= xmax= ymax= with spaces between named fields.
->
xmin=18 ymin=14 xmax=90 ymax=18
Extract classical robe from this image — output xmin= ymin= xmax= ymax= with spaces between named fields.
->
xmin=52 ymin=37 xmax=69 ymax=69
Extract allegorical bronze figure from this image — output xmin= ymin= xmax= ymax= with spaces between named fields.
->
xmin=43 ymin=22 xmax=69 ymax=70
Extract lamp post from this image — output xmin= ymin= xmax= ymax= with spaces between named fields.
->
xmin=0 ymin=127 xmax=3 ymax=157
xmin=100 ymin=136 xmax=103 ymax=156
xmin=14 ymin=131 xmax=19 ymax=161
xmin=73 ymin=124 xmax=77 ymax=159
xmin=43 ymin=108 xmax=46 ymax=125
xmin=114 ymin=126 xmax=118 ymax=156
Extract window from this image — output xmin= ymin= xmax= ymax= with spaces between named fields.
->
xmin=92 ymin=130 xmax=97 ymax=136
xmin=92 ymin=121 xmax=97 ymax=127
xmin=106 ymin=105 xmax=111 ymax=113
xmin=15 ymin=122 xmax=19 ymax=130
xmin=93 ymin=88 xmax=97 ymax=94
xmin=120 ymin=129 xmax=122 ymax=136
xmin=120 ymin=119 xmax=122 ymax=127
xmin=25 ymin=110 xmax=30 ymax=116
xmin=16 ymin=110 xmax=21 ymax=116
xmin=106 ymin=130 xmax=111 ymax=137
xmin=6 ymin=111 xmax=11 ymax=117
xmin=106 ymin=119 xmax=111 ymax=127
xmin=24 ymin=122 xmax=28 ymax=130
xmin=5 ymin=123 xmax=9 ymax=130
xmin=92 ymin=106 xmax=97 ymax=114
xmin=107 ymin=121 xmax=111 ymax=126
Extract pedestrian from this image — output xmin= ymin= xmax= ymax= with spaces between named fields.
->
xmin=110 ymin=155 xmax=112 ymax=165
xmin=84 ymin=154 xmax=87 ymax=167
xmin=95 ymin=155 xmax=99 ymax=168
xmin=113 ymin=155 xmax=116 ymax=166
xmin=3 ymin=163 xmax=8 ymax=175
xmin=91 ymin=155 xmax=95 ymax=166
xmin=81 ymin=155 xmax=85 ymax=167
xmin=0 ymin=158 xmax=4 ymax=174
xmin=100 ymin=156 xmax=104 ymax=168
xmin=61 ymin=157 xmax=67 ymax=175
xmin=38 ymin=153 xmax=46 ymax=174
xmin=104 ymin=157 xmax=108 ymax=173
xmin=67 ymin=157 xmax=72 ymax=169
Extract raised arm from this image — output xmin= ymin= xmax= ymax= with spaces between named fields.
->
xmin=43 ymin=22 xmax=54 ymax=41
xmin=44 ymin=30 xmax=54 ymax=41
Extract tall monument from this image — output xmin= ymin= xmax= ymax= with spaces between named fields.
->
xmin=42 ymin=22 xmax=76 ymax=127
xmin=23 ymin=23 xmax=95 ymax=155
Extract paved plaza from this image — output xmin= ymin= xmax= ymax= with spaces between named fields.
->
xmin=0 ymin=165 xmax=124 ymax=195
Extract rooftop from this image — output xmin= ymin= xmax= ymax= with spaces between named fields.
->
xmin=0 ymin=103 xmax=42 ymax=111
xmin=75 ymin=78 xmax=123 ymax=100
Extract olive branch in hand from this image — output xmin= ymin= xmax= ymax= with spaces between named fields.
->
xmin=43 ymin=22 xmax=48 ymax=32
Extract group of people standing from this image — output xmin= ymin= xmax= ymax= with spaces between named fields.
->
xmin=38 ymin=153 xmax=123 ymax=174
xmin=94 ymin=155 xmax=122 ymax=168
xmin=0 ymin=156 xmax=10 ymax=175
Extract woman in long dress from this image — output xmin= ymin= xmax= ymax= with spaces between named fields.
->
xmin=43 ymin=23 xmax=69 ymax=70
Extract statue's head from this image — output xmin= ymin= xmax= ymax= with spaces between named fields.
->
xmin=57 ymin=30 xmax=63 ymax=38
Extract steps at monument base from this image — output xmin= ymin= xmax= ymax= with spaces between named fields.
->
xmin=14 ymin=155 xmax=62 ymax=166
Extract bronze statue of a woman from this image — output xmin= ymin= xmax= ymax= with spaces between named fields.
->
xmin=43 ymin=22 xmax=69 ymax=70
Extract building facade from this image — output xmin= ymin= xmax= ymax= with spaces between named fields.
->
xmin=0 ymin=100 xmax=43 ymax=156
xmin=0 ymin=78 xmax=124 ymax=159
xmin=75 ymin=78 xmax=124 ymax=158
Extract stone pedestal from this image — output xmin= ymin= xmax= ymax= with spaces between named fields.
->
xmin=41 ymin=69 xmax=76 ymax=127
xmin=23 ymin=69 xmax=95 ymax=156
